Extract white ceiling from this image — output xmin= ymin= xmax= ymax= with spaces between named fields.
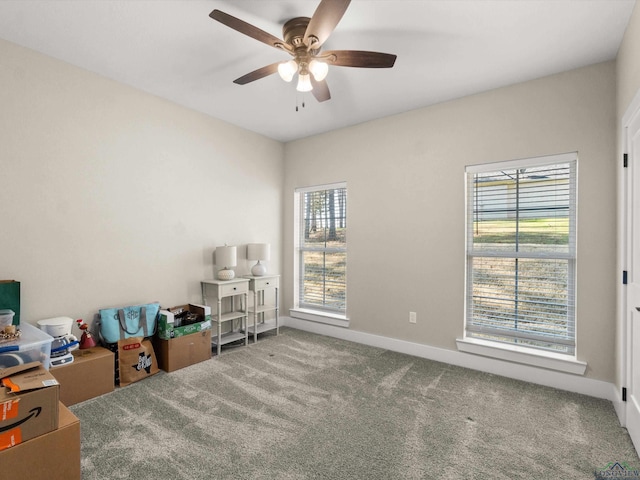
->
xmin=0 ymin=0 xmax=636 ymax=142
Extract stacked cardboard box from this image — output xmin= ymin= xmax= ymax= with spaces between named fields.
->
xmin=154 ymin=304 xmax=212 ymax=372
xmin=157 ymin=303 xmax=211 ymax=339
xmin=1 ymin=402 xmax=80 ymax=479
xmin=154 ymin=329 xmax=212 ymax=372
xmin=0 ymin=362 xmax=59 ymax=450
xmin=0 ymin=362 xmax=81 ymax=478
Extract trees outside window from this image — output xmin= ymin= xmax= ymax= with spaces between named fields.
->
xmin=295 ymin=183 xmax=347 ymax=314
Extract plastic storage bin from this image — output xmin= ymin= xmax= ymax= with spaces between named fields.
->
xmin=0 ymin=322 xmax=53 ymax=370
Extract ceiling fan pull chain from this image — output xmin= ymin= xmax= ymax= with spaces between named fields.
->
xmin=295 ymin=93 xmax=307 ymax=112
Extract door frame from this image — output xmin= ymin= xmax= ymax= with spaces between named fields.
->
xmin=617 ymin=87 xmax=640 ymax=429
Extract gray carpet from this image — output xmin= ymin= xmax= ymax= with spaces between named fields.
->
xmin=70 ymin=327 xmax=639 ymax=479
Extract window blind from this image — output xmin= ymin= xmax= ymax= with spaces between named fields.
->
xmin=296 ymin=184 xmax=347 ymax=313
xmin=465 ymin=154 xmax=577 ymax=354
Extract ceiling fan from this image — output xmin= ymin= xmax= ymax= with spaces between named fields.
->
xmin=209 ymin=0 xmax=397 ymax=102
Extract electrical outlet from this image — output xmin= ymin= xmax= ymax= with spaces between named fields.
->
xmin=409 ymin=311 xmax=417 ymax=324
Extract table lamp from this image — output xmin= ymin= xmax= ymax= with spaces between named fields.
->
xmin=247 ymin=243 xmax=270 ymax=276
xmin=216 ymin=245 xmax=237 ymax=280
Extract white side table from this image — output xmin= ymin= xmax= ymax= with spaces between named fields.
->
xmin=244 ymin=275 xmax=279 ymax=343
xmin=201 ymin=278 xmax=249 ymax=356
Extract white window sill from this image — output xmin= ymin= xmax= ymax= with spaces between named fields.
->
xmin=289 ymin=308 xmax=350 ymax=327
xmin=456 ymin=337 xmax=587 ymax=375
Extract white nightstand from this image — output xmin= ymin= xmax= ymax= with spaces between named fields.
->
xmin=201 ymin=278 xmax=249 ymax=356
xmin=244 ymin=274 xmax=279 ymax=343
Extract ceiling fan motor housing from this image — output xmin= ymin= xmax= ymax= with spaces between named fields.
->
xmin=282 ymin=17 xmax=318 ymax=74
xmin=283 ymin=17 xmax=312 ymax=47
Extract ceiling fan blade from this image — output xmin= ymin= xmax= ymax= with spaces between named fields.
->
xmin=311 ymin=78 xmax=331 ymax=102
xmin=210 ymin=10 xmax=291 ymax=53
xmin=321 ymin=50 xmax=397 ymax=68
xmin=303 ymin=0 xmax=351 ymax=49
xmin=233 ymin=63 xmax=280 ymax=85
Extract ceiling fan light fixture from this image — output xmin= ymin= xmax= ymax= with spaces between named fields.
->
xmin=278 ymin=59 xmax=298 ymax=82
xmin=210 ymin=3 xmax=397 ymax=102
xmin=296 ymin=73 xmax=313 ymax=92
xmin=309 ymin=59 xmax=329 ymax=82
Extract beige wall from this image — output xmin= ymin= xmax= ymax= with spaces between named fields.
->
xmin=618 ymin=2 xmax=640 ymax=117
xmin=284 ymin=61 xmax=617 ymax=382
xmin=0 ymin=39 xmax=284 ymax=325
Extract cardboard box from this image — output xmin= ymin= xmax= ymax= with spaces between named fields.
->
xmin=0 ymin=280 xmax=20 ymax=325
xmin=154 ymin=329 xmax=212 ymax=372
xmin=50 ymin=346 xmax=115 ymax=405
xmin=158 ymin=303 xmax=212 ymax=340
xmin=0 ymin=362 xmax=60 ymax=450
xmin=0 ymin=402 xmax=80 ymax=480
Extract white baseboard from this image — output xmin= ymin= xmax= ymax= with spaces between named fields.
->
xmin=281 ymin=316 xmax=617 ymax=402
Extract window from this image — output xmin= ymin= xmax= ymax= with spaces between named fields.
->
xmin=294 ymin=183 xmax=347 ymax=316
xmin=465 ymin=153 xmax=577 ymax=355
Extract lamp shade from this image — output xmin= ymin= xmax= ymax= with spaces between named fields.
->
xmin=309 ymin=59 xmax=328 ymax=82
xmin=247 ymin=243 xmax=270 ymax=261
xmin=215 ymin=245 xmax=237 ymax=268
xmin=247 ymin=243 xmax=270 ymax=276
xmin=278 ymin=60 xmax=297 ymax=82
xmin=296 ymin=73 xmax=312 ymax=92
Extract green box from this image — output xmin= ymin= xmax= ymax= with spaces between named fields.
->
xmin=0 ymin=280 xmax=20 ymax=325
xmin=157 ymin=304 xmax=211 ymax=340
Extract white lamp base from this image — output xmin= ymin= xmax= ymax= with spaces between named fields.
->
xmin=218 ymin=268 xmax=235 ymax=281
xmin=251 ymin=261 xmax=267 ymax=276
